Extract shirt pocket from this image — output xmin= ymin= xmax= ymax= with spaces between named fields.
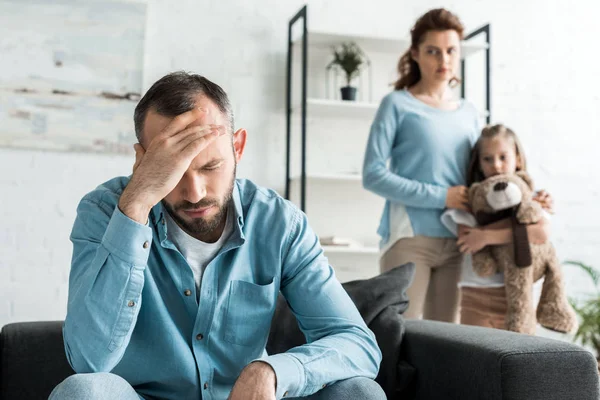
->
xmin=223 ymin=278 xmax=277 ymax=347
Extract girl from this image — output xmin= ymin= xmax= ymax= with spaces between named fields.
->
xmin=363 ymin=8 xmax=477 ymax=322
xmin=452 ymin=124 xmax=554 ymax=329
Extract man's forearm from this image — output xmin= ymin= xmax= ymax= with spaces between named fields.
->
xmin=229 ymin=362 xmax=277 ymax=400
xmin=118 ymin=179 xmax=154 ymax=224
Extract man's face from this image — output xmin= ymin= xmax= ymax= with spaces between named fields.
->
xmin=141 ymin=94 xmax=246 ymax=242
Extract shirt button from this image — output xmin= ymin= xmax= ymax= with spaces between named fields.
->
xmin=196 ymin=333 xmax=204 ymax=340
xmin=161 ymin=218 xmax=166 ymax=225
xmin=184 ymin=289 xmax=192 ymax=296
xmin=283 ymin=391 xmax=288 ymax=397
xmin=322 ymin=384 xmax=326 ymax=388
xmin=142 ymin=241 xmax=149 ymax=249
xmin=127 ymin=300 xmax=135 ymax=307
xmin=203 ymin=382 xmax=208 ymax=390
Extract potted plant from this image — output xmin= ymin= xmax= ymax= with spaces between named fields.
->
xmin=327 ymin=42 xmax=366 ymax=101
xmin=564 ymin=260 xmax=600 ymax=370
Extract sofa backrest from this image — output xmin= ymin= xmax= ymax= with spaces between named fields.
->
xmin=1 ymin=321 xmax=74 ymax=400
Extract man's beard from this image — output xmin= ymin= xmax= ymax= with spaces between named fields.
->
xmin=162 ymin=171 xmax=235 ymax=240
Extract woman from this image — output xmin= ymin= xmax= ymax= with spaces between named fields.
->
xmin=362 ymin=8 xmax=478 ymax=322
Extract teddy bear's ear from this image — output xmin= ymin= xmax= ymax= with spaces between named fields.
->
xmin=515 ymin=170 xmax=534 ymax=190
xmin=468 ymin=182 xmax=480 ymax=205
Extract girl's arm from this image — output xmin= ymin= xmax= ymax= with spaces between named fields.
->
xmin=483 ymin=217 xmax=550 ymax=244
xmin=457 ymin=190 xmax=554 ymax=254
xmin=457 ymin=218 xmax=550 ymax=254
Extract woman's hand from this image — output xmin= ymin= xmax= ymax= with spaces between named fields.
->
xmin=533 ymin=189 xmax=554 ymax=214
xmin=446 ymin=185 xmax=470 ymax=211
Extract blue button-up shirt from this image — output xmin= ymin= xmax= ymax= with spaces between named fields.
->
xmin=64 ymin=177 xmax=381 ymax=399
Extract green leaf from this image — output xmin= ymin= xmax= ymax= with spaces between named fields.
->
xmin=564 ymin=260 xmax=600 ymax=356
xmin=564 ymin=260 xmax=600 ymax=289
xmin=329 ymin=42 xmax=366 ymax=86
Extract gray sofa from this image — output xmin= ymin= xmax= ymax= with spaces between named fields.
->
xmin=1 ymin=266 xmax=599 ymax=399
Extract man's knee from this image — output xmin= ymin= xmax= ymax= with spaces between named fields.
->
xmin=49 ymin=372 xmax=134 ymax=400
xmin=324 ymin=377 xmax=386 ymax=400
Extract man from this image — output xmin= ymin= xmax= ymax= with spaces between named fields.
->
xmin=50 ymin=72 xmax=385 ymax=400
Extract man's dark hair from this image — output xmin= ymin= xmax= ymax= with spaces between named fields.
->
xmin=133 ymin=71 xmax=234 ymax=142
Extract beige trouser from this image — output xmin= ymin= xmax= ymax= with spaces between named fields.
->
xmin=380 ymin=236 xmax=464 ymax=322
xmin=460 ymin=286 xmax=508 ymax=330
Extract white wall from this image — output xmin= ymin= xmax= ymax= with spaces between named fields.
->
xmin=2 ymin=0 xmax=599 ymax=342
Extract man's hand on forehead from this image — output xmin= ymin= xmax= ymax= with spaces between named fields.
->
xmin=187 ymin=107 xmax=220 ymax=130
xmin=119 ymin=106 xmax=226 ymax=224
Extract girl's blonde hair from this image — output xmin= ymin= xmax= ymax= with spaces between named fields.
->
xmin=467 ymin=124 xmax=528 ymax=186
xmin=394 ymin=8 xmax=464 ymax=90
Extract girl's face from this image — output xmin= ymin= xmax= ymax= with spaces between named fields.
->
xmin=479 ymin=136 xmax=521 ymax=178
xmin=412 ymin=30 xmax=461 ymax=85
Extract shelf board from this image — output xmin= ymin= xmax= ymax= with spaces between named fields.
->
xmin=322 ymin=245 xmax=379 ymax=255
xmin=293 ymin=97 xmax=489 ymax=120
xmin=291 ymin=172 xmax=362 ymax=182
xmin=293 ymin=98 xmax=379 ymax=118
xmin=292 ymin=30 xmax=488 ymax=58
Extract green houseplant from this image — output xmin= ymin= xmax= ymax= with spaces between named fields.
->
xmin=564 ymin=260 xmax=600 ymax=364
xmin=327 ymin=42 xmax=366 ymax=101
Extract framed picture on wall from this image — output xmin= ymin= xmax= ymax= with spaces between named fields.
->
xmin=0 ymin=0 xmax=146 ymax=154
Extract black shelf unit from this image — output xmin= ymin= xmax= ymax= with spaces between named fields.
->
xmin=285 ymin=5 xmax=491 ymax=212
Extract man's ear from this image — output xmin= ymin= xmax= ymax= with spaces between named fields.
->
xmin=232 ymin=128 xmax=247 ymax=163
xmin=515 ymin=170 xmax=534 ymax=190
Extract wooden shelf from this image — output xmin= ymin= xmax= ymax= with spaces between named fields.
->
xmin=292 ymin=97 xmax=489 ymax=120
xmin=322 ymin=245 xmax=379 ymax=255
xmin=292 ymin=98 xmax=379 ymax=119
xmin=292 ymin=30 xmax=488 ymax=58
xmin=291 ymin=172 xmax=362 ymax=182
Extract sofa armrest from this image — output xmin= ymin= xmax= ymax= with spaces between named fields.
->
xmin=1 ymin=321 xmax=74 ymax=400
xmin=401 ymin=320 xmax=599 ymax=400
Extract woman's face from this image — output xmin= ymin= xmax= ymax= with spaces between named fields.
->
xmin=412 ymin=30 xmax=461 ymax=85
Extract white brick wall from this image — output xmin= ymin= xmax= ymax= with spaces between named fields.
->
xmin=2 ymin=0 xmax=599 ymax=346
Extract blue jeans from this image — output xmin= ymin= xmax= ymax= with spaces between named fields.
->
xmin=49 ymin=373 xmax=386 ymax=400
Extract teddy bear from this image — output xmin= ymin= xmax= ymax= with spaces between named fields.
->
xmin=468 ymin=171 xmax=578 ymax=335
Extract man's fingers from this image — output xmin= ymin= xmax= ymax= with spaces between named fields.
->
xmin=161 ymin=107 xmax=210 ymax=138
xmin=132 ymin=143 xmax=145 ymax=173
xmin=172 ymin=124 xmax=223 ymax=145
xmin=179 ymin=130 xmax=220 ymax=159
xmin=175 ymin=125 xmax=225 ymax=152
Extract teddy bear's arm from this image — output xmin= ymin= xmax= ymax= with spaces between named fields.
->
xmin=516 ymin=201 xmax=543 ymax=224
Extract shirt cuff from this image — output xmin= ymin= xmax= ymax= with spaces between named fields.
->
xmin=256 ymin=353 xmax=305 ymax=399
xmin=435 ymin=186 xmax=449 ymax=209
xmin=102 ymin=206 xmax=153 ymax=265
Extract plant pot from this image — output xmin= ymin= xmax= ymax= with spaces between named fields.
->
xmin=340 ymin=86 xmax=357 ymax=101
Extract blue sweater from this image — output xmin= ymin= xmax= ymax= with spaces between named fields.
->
xmin=362 ymin=89 xmax=480 ymax=246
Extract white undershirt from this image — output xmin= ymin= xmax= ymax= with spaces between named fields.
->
xmin=165 ymin=206 xmax=233 ymax=297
